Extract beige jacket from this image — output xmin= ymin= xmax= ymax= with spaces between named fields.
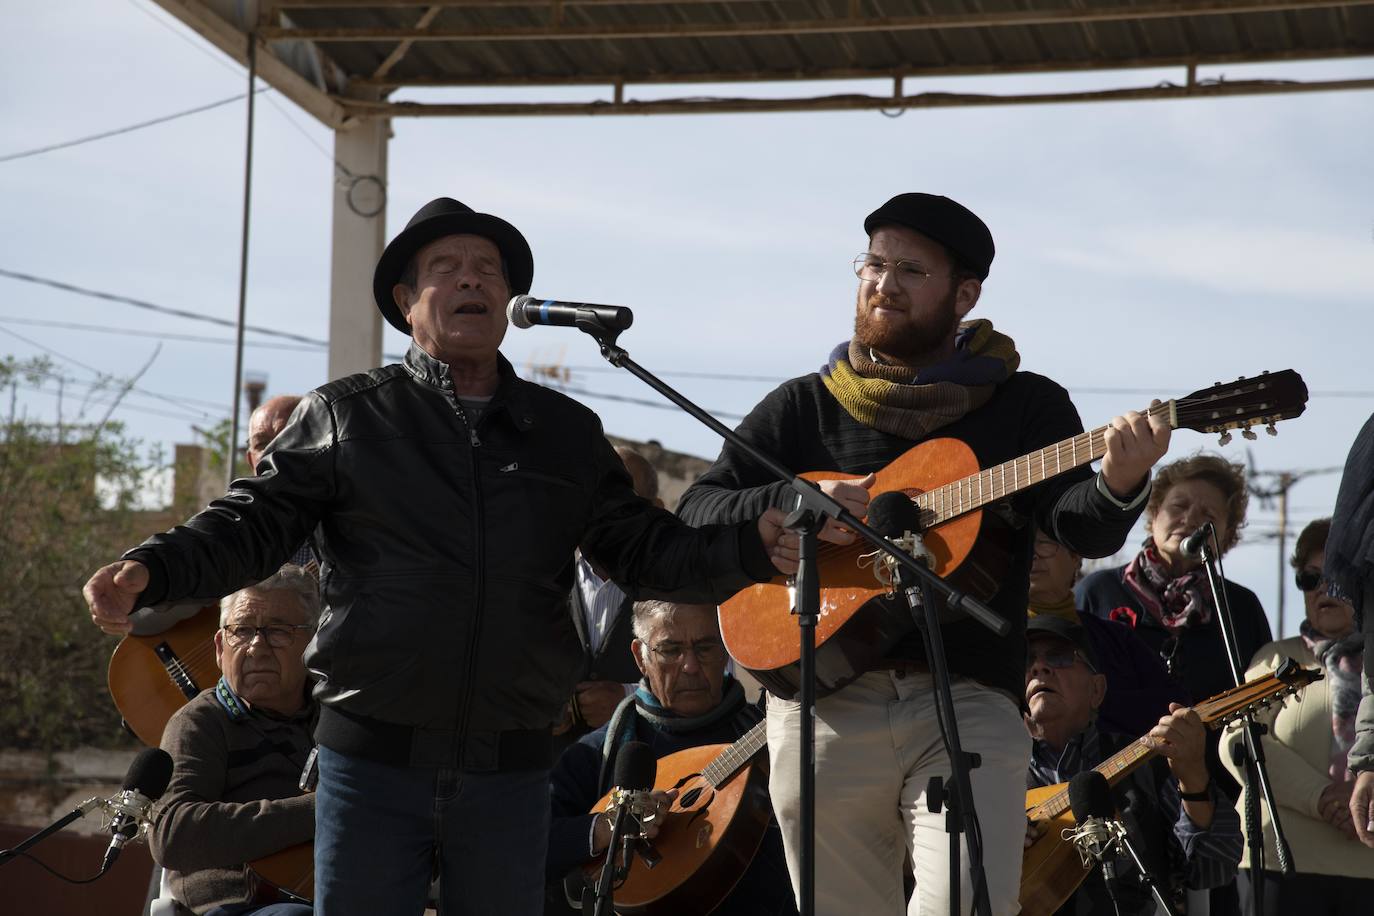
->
xmin=1219 ymin=636 xmax=1374 ymax=878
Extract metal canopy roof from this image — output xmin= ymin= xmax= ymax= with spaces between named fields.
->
xmin=156 ymin=1 xmax=1374 ymax=126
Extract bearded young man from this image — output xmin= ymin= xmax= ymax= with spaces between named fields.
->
xmin=676 ymin=193 xmax=1173 ymax=915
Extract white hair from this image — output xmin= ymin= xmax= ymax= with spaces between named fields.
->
xmin=219 ymin=564 xmax=321 ymax=627
xmin=630 ymin=600 xmax=716 ymax=664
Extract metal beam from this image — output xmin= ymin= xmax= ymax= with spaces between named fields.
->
xmin=370 ymin=4 xmax=443 ymax=79
xmin=259 ymin=1 xmax=1374 ymax=42
xmin=351 ymin=44 xmax=1374 ymax=87
xmin=150 ymin=0 xmax=351 ymax=128
xmin=278 ymin=0 xmax=758 ymax=6
xmin=334 ymin=75 xmax=1374 ymax=117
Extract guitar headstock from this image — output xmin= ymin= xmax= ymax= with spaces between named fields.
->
xmin=1169 ymin=370 xmax=1308 ymax=446
xmin=1196 ymin=658 xmax=1322 ymax=729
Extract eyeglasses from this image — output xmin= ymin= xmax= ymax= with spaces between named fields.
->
xmin=221 ymin=624 xmax=312 ymax=648
xmin=852 ymin=253 xmax=941 ymax=288
xmin=1295 ymin=568 xmax=1326 ymax=593
xmin=1026 ymin=646 xmax=1096 ymax=674
xmin=648 ymin=640 xmax=723 ymax=665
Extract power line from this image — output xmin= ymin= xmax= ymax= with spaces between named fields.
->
xmin=0 ymin=316 xmax=325 ymax=352
xmin=0 ymin=326 xmax=221 ymax=418
xmin=0 ymin=90 xmax=268 ymax=165
xmin=0 ymin=268 xmax=326 ymax=346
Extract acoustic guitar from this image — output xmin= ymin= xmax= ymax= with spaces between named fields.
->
xmin=719 ymin=371 xmax=1309 ymax=698
xmin=107 ymin=605 xmax=221 ymax=747
xmin=1018 ymin=658 xmax=1320 ymax=916
xmin=578 ymin=720 xmax=771 ymax=916
xmin=246 ymin=722 xmax=773 ymax=909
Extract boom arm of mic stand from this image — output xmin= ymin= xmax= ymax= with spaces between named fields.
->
xmin=1196 ymin=540 xmax=1295 ymax=876
xmin=0 ymin=797 xmax=105 ymax=867
xmin=590 ymin=335 xmax=1007 ymax=638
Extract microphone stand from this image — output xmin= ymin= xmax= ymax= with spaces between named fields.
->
xmin=0 ymin=796 xmax=106 ymax=868
xmin=1193 ymin=526 xmax=1294 ymax=915
xmin=1115 ymin=832 xmax=1180 ymax=916
xmin=587 ymin=800 xmax=638 ymax=916
xmin=573 ymin=317 xmax=1006 ymax=916
xmin=891 ymin=565 xmax=991 ymax=916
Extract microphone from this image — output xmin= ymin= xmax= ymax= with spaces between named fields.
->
xmin=101 ymin=748 xmax=173 ymax=871
xmin=592 ymin=742 xmax=658 ymax=916
xmin=865 ymin=491 xmax=934 ymax=586
xmin=1067 ymin=771 xmax=1124 ymax=906
xmin=1179 ymin=522 xmax=1214 ymax=560
xmin=506 ymin=295 xmax=633 ymax=332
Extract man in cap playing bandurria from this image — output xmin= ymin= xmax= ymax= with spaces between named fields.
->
xmin=677 ymin=193 xmax=1172 ymax=915
xmin=85 ymin=197 xmax=799 ymax=916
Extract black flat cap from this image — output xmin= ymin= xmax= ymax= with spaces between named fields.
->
xmin=864 ymin=193 xmax=995 ymax=280
xmin=1027 ymin=615 xmax=1099 ymax=672
xmin=373 ymin=197 xmax=534 ymax=334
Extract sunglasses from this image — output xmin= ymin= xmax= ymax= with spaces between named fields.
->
xmin=1026 ymin=646 xmax=1097 ymax=674
xmin=1295 ymin=569 xmax=1325 ymax=593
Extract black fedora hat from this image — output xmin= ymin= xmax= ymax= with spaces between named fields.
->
xmin=372 ymin=197 xmax=534 ymax=334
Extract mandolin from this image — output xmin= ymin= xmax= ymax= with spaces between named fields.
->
xmin=1018 ymin=659 xmax=1320 ymax=916
xmin=107 ymin=605 xmax=221 ymax=747
xmin=719 ymin=371 xmax=1309 ymax=698
xmin=578 ymin=720 xmax=772 ymax=915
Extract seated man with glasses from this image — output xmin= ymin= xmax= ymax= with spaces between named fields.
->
xmin=149 ymin=565 xmax=319 ymax=916
xmin=1028 ymin=528 xmax=1182 ymax=737
xmin=1023 ymin=615 xmax=1241 ymax=916
xmin=546 ymin=599 xmax=796 ymax=916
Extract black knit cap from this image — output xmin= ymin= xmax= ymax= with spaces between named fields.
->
xmin=372 ymin=197 xmax=534 ymax=334
xmin=1026 ymin=615 xmax=1099 ymax=672
xmin=863 ymin=193 xmax=995 ymax=280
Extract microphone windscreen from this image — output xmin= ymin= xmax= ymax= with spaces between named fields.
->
xmin=1067 ymin=771 xmax=1115 ymax=823
xmin=123 ymin=747 xmax=174 ymax=800
xmin=506 ymin=295 xmax=535 ymax=329
xmin=613 ymin=741 xmax=657 ymax=792
xmin=867 ymin=490 xmax=921 ymax=538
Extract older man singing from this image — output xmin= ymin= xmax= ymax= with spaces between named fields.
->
xmin=84 ymin=198 xmax=797 ymax=916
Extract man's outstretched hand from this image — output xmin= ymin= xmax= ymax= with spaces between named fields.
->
xmin=83 ymin=560 xmax=149 ymax=636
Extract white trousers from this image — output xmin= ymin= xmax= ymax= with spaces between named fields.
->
xmin=767 ymin=669 xmax=1030 ymax=916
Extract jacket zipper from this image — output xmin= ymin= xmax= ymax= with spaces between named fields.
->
xmin=450 ymin=396 xmax=485 ymax=763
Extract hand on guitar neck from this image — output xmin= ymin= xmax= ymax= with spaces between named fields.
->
xmin=1099 ymin=400 xmax=1172 ymax=501
xmin=85 ymin=559 xmax=150 ymax=636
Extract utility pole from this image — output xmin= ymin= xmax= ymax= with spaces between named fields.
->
xmin=1247 ymin=461 xmax=1341 ymax=639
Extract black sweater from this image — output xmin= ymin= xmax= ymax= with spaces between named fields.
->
xmin=677 ymin=370 xmax=1145 ymax=701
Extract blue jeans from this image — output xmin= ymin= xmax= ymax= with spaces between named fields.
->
xmin=314 ymin=745 xmax=551 ymax=916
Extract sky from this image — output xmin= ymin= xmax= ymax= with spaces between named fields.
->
xmin=3 ymin=0 xmax=1372 ymax=639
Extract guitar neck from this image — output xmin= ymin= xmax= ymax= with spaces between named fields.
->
xmin=1035 ymin=704 xmax=1242 ymax=819
xmin=702 ymin=719 xmax=768 ymax=788
xmin=919 ymin=401 xmax=1176 ymax=529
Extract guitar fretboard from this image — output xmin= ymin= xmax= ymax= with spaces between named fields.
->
xmin=1030 ymin=671 xmax=1308 ymax=819
xmin=702 ymin=720 xmax=768 ymax=788
xmin=916 ymin=401 xmax=1174 ymax=529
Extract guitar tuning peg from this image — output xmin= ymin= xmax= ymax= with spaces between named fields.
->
xmin=1242 ymin=427 xmax=1258 ymax=441
xmin=1266 ymin=423 xmax=1277 ymax=437
xmin=1218 ymin=431 xmax=1233 ymax=446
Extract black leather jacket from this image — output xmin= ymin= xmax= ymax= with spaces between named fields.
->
xmin=127 ymin=344 xmax=773 ymax=769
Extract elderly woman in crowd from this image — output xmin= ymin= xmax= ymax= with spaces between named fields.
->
xmin=1219 ymin=518 xmax=1374 ymax=914
xmin=1077 ymin=453 xmax=1273 ymax=707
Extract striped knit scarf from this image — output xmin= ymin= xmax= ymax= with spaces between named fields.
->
xmin=819 ymin=319 xmax=1020 ymax=439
